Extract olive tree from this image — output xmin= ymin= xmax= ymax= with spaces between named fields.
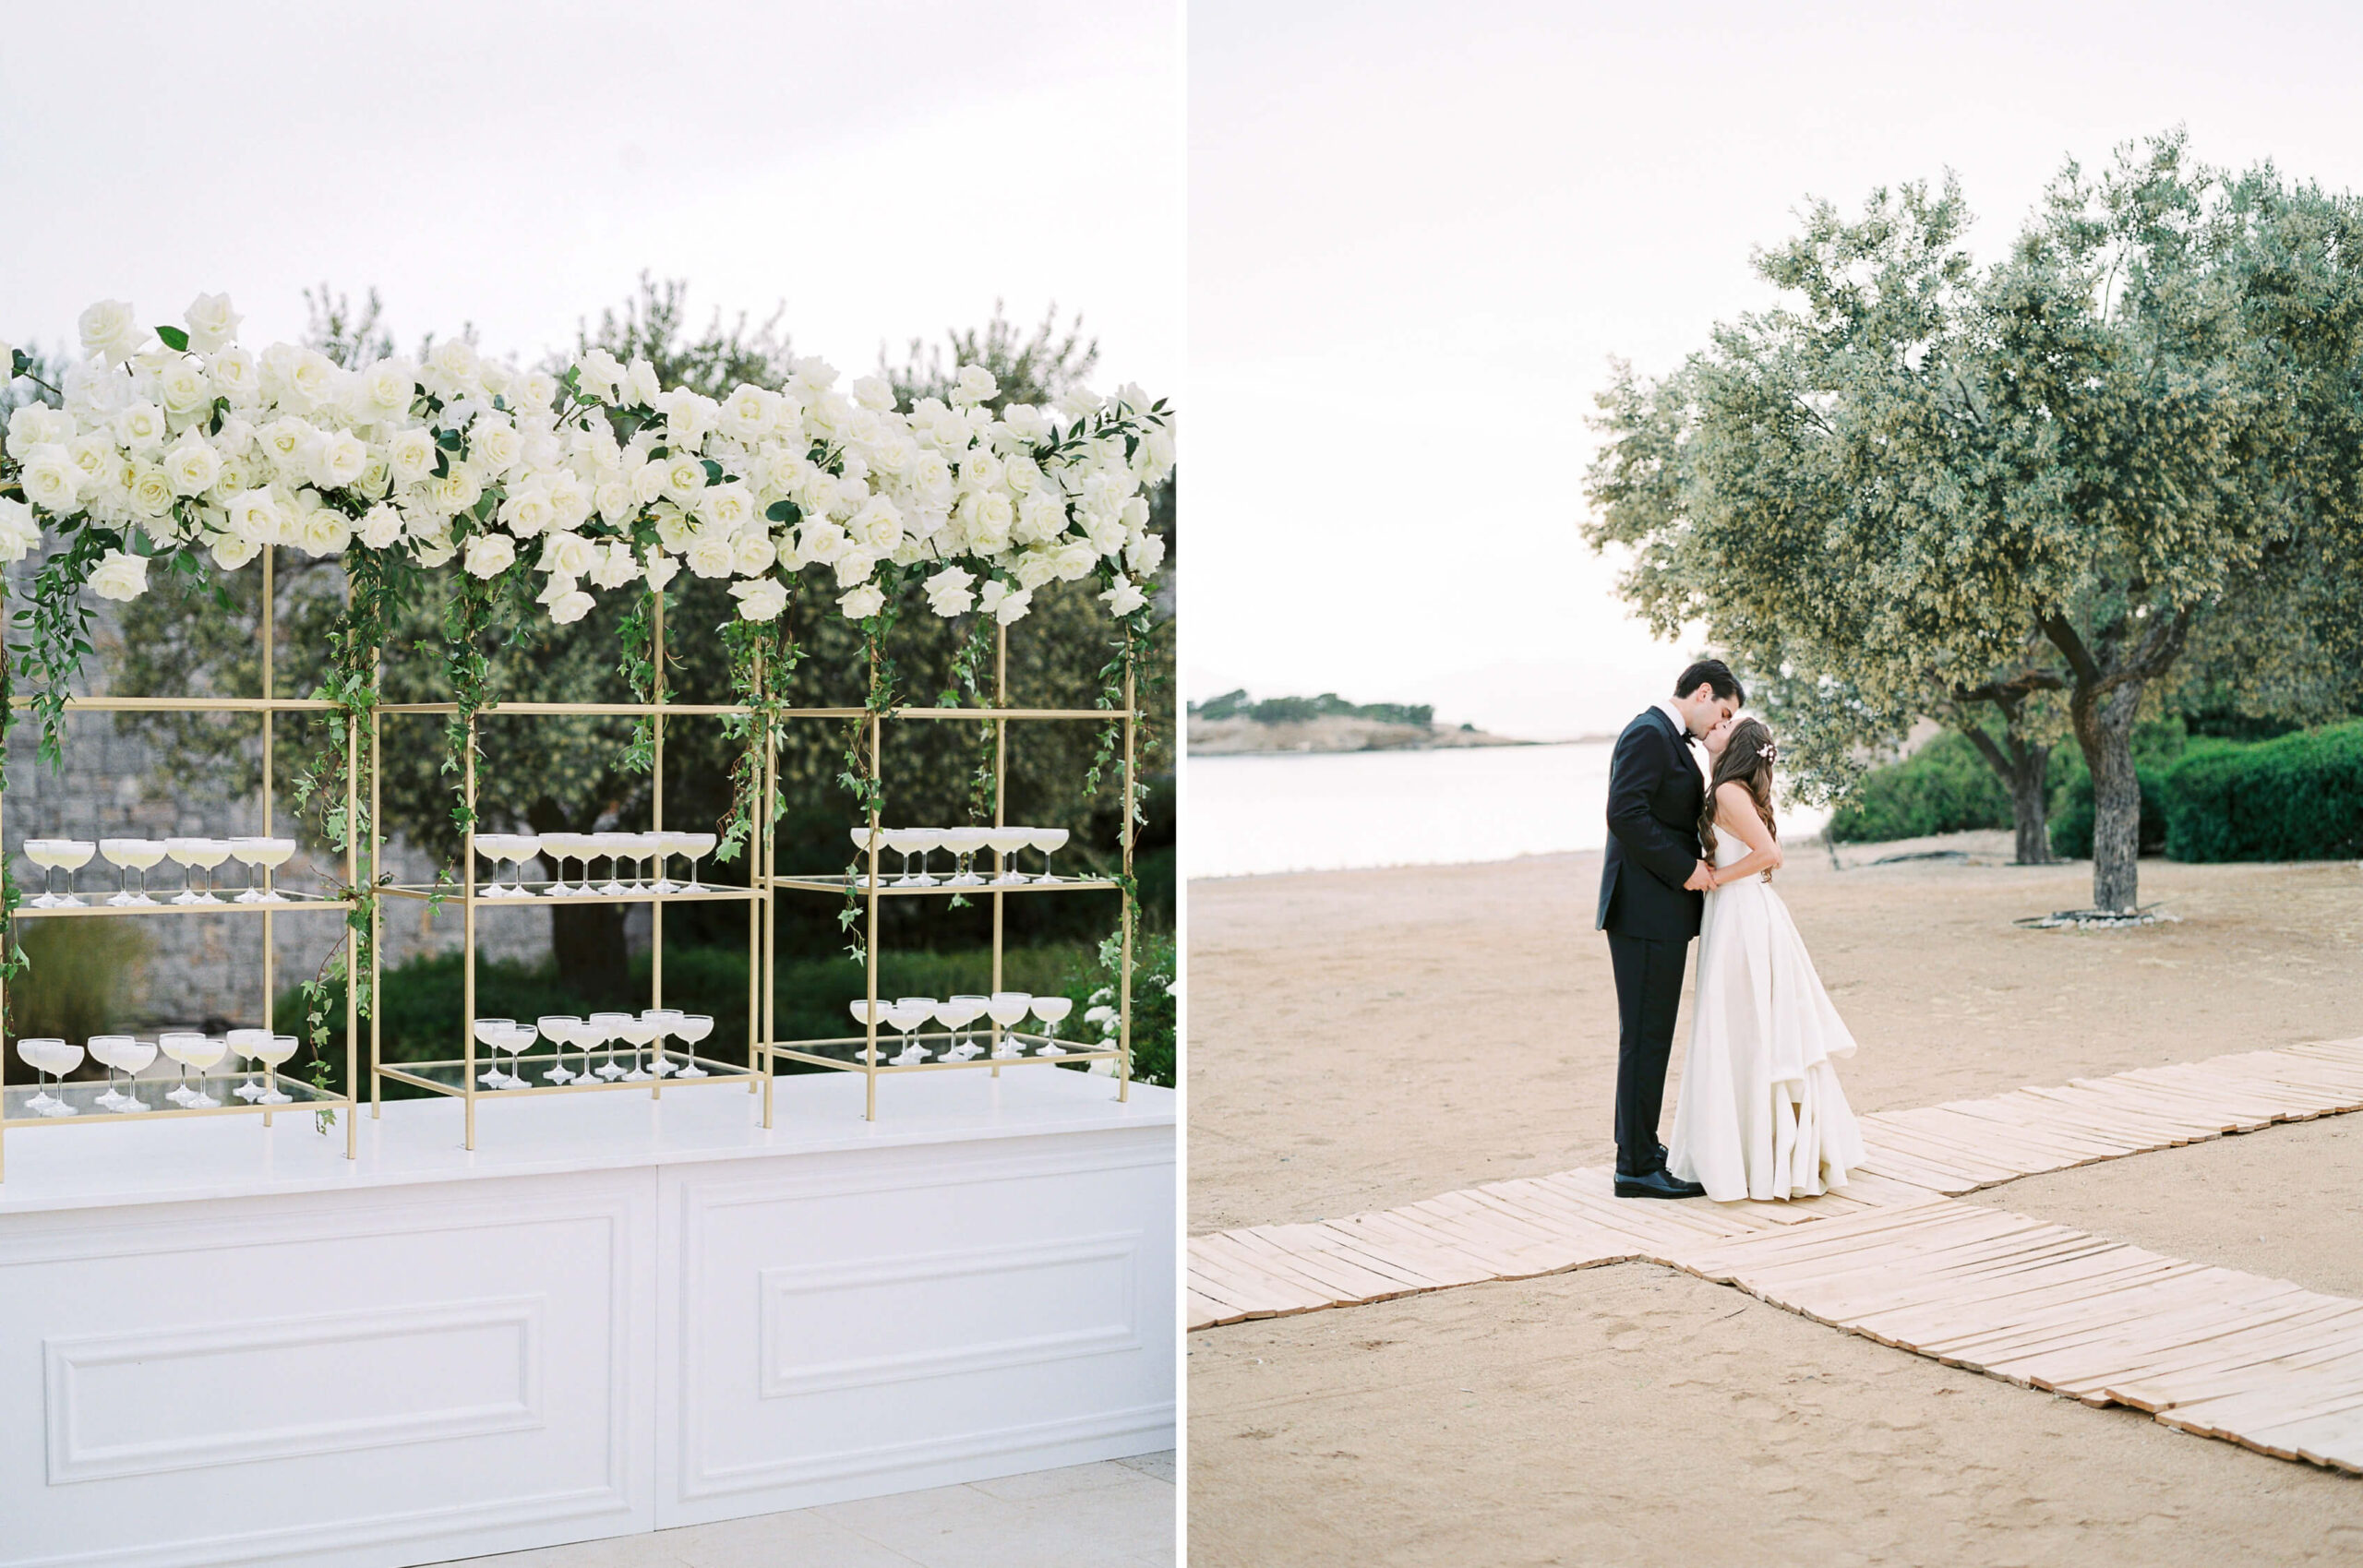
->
xmin=1589 ymin=133 xmax=2363 ymax=909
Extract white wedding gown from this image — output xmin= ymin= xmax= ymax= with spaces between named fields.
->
xmin=1666 ymin=827 xmax=1865 ymax=1202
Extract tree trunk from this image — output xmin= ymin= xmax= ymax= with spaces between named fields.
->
xmin=2072 ymin=680 xmax=2145 ymax=912
xmin=2010 ymin=744 xmax=2052 ymax=866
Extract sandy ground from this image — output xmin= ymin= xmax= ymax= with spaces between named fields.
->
xmin=1187 ymin=837 xmax=2363 ymax=1564
xmin=1188 ymin=834 xmax=2363 ymax=1232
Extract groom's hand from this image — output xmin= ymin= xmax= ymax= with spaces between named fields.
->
xmin=1684 ymin=860 xmax=1715 ymax=892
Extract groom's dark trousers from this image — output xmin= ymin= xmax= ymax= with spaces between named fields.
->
xmin=1596 ymin=706 xmax=1706 ymax=1174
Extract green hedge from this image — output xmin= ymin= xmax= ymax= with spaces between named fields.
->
xmin=2162 ymin=720 xmax=2363 ymax=862
xmin=1826 ymin=733 xmax=2019 ymax=844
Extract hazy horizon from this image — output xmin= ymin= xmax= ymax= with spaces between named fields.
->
xmin=1188 ymin=0 xmax=2363 ymax=739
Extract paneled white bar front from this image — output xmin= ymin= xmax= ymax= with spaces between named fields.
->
xmin=0 ymin=1071 xmax=1177 ymax=1568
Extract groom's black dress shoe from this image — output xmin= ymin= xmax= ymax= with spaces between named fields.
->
xmin=1614 ymin=1166 xmax=1707 ymax=1200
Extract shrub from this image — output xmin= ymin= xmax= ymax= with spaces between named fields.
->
xmin=1827 ymin=732 xmax=2016 ymax=844
xmin=7 ymin=918 xmax=149 ymax=1059
xmin=2162 ymin=720 xmax=2363 ymax=862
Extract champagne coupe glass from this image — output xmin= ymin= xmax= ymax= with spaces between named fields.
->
xmin=537 ymin=1015 xmax=582 ymax=1083
xmin=648 ymin=835 xmax=678 ymax=895
xmin=473 ymin=1017 xmax=516 ymax=1087
xmin=1029 ymin=826 xmax=1071 ymax=882
xmin=942 ymin=828 xmax=990 ymax=888
xmin=635 ymin=832 xmax=666 ymax=895
xmin=473 ymin=834 xmax=513 ymax=898
xmin=587 ymin=1011 xmax=632 ymax=1080
xmin=642 ymin=1008 xmax=684 ymax=1076
xmin=848 ymin=827 xmax=884 ymax=890
xmin=987 ymin=991 xmax=1033 ymax=1058
xmin=227 ymin=838 xmax=275 ymax=903
xmin=987 ymin=828 xmax=1035 ymax=885
xmin=28 ymin=839 xmax=96 ymax=907
xmin=1029 ymin=995 xmax=1074 ymax=1054
xmin=672 ymin=1013 xmax=713 ymax=1077
xmin=111 ymin=1036 xmax=156 ymax=1111
xmin=537 ymin=832 xmax=578 ymax=897
xmin=18 ymin=1037 xmax=66 ymax=1114
xmin=180 ymin=1035 xmax=226 ymax=1107
xmin=157 ymin=1032 xmax=204 ymax=1105
xmin=673 ymin=832 xmax=718 ymax=892
xmin=617 ymin=1013 xmax=658 ymax=1081
xmin=248 ymin=837 xmax=296 ymax=902
xmin=39 ymin=1039 xmax=85 ymax=1115
xmin=884 ymin=998 xmax=935 ymax=1064
xmin=89 ymin=1035 xmax=133 ymax=1109
xmin=591 ymin=832 xmax=630 ymax=897
xmin=497 ymin=1022 xmax=535 ymax=1087
xmin=226 ymin=1027 xmax=273 ymax=1100
xmin=101 ymin=838 xmax=165 ymax=906
xmin=882 ymin=828 xmax=925 ymax=887
xmin=899 ymin=828 xmax=945 ymax=887
xmin=937 ymin=995 xmax=989 ymax=1060
xmin=253 ymin=1035 xmax=300 ymax=1104
xmin=847 ymin=999 xmax=888 ymax=1063
xmin=167 ymin=837 xmax=232 ymax=904
xmin=508 ymin=835 xmax=544 ymax=897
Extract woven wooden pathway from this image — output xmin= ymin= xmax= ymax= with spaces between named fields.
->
xmin=1188 ymin=1036 xmax=2363 ymax=1475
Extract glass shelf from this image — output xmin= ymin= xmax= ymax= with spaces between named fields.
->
xmin=769 ymin=1032 xmax=1116 ymax=1071
xmin=769 ymin=875 xmax=1118 ymax=896
xmin=3 ymin=1071 xmax=341 ymax=1125
xmin=378 ymin=882 xmax=761 ymax=905
xmin=13 ymin=893 xmax=353 ymax=919
xmin=379 ymin=1052 xmax=760 ymax=1097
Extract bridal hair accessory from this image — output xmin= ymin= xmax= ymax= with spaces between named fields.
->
xmin=1759 ymin=741 xmax=1778 ymax=762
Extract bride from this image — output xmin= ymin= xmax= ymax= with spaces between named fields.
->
xmin=1665 ymin=715 xmax=1866 ymax=1202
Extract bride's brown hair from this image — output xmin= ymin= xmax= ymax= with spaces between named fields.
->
xmin=1699 ymin=717 xmax=1779 ymax=872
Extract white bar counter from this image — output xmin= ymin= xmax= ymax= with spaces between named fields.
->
xmin=0 ymin=1071 xmax=1177 ymax=1568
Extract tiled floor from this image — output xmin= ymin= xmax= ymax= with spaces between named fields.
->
xmin=437 ymin=1454 xmax=1176 ymax=1568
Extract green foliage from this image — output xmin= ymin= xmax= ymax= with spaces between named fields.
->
xmin=1071 ymin=926 xmax=1175 ymax=1090
xmin=1190 ymin=688 xmax=1433 ymax=727
xmin=8 ymin=918 xmax=148 ymax=1050
xmin=1826 ymin=733 xmax=2018 ymax=844
xmin=2161 ymin=720 xmax=2363 ymax=862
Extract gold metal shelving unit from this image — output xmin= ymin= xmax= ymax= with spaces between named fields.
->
xmin=0 ymin=549 xmax=358 ymax=1180
xmin=762 ymin=623 xmax=1138 ymax=1122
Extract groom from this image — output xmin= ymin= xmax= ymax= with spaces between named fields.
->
xmin=1598 ymin=659 xmax=1743 ymax=1199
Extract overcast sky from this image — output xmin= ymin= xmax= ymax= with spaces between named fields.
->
xmin=1188 ymin=0 xmax=2363 ymax=738
xmin=0 ymin=0 xmax=1180 ymax=396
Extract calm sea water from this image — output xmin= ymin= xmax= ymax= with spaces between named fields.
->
xmin=1187 ymin=742 xmax=1829 ymax=880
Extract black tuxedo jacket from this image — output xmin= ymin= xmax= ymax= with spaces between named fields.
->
xmin=1596 ymin=706 xmax=1707 ymax=941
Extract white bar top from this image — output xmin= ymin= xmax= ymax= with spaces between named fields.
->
xmin=0 ymin=1070 xmax=1175 ymax=1216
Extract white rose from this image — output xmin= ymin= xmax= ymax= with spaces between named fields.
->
xmin=658 ymin=389 xmax=716 ymax=446
xmin=78 ymin=300 xmax=144 ymax=364
xmin=356 ymin=502 xmax=404 ymax=549
xmin=469 ymin=415 xmax=522 ymax=475
xmin=798 ymin=520 xmax=848 ymax=563
xmin=575 ymin=348 xmax=624 ymax=401
xmin=537 ymin=529 xmax=595 ymax=576
xmin=546 ymin=470 xmax=594 ymax=530
xmin=0 ymin=339 xmax=13 ymax=379
xmin=1101 ymin=579 xmax=1147 ymax=617
xmin=182 ymin=293 xmax=242 ymax=353
xmin=209 ymin=530 xmax=261 ymax=569
xmin=978 ymin=579 xmax=1031 ymax=626
xmin=162 ymin=436 xmax=221 ymax=497
xmin=388 ymin=426 xmax=438 ymax=483
xmin=500 ymin=481 xmax=556 ymax=538
xmin=958 ymin=490 xmax=1014 ymax=552
xmin=208 ymin=345 xmax=260 ymax=405
xmin=462 ymin=532 xmax=516 ymax=578
xmin=1083 ymin=513 xmax=1127 ymax=557
xmin=1014 ymin=489 xmax=1066 ymax=544
xmin=0 ymin=497 xmax=39 ymax=560
xmin=626 ymin=357 xmax=662 ymax=408
xmin=697 ymin=480 xmax=754 ymax=533
xmin=88 ymin=547 xmax=150 ymax=601
xmin=356 ymin=358 xmax=416 ymax=421
xmin=223 ymin=488 xmax=280 ymax=543
xmin=594 ymin=478 xmax=635 ymax=523
xmin=286 ymin=349 xmax=337 ymax=411
xmin=306 ymin=430 xmax=370 ymax=490
xmin=843 ymin=494 xmax=900 ymax=553
xmin=19 ymin=445 xmax=85 ymax=513
xmin=114 ymin=401 xmax=168 ymax=453
xmin=953 ymin=364 xmax=999 ymax=406
xmin=296 ymin=504 xmax=352 ymax=557
xmin=719 ymin=384 xmax=776 ymax=439
xmin=662 ymin=452 xmax=709 ymax=500
xmin=644 ymin=550 xmax=681 ymax=592
xmin=1053 ymin=541 xmax=1098 ymax=581
xmin=156 ymin=360 xmax=213 ymax=424
xmin=729 ymin=576 xmax=789 ymax=621
xmin=536 ymin=574 xmax=595 ymax=624
xmin=922 ymin=567 xmax=977 ymax=617
xmin=1012 ymin=549 xmax=1061 ymax=591
xmin=685 ymin=533 xmax=736 ymax=579
xmin=518 ymin=371 xmax=558 ymax=414
xmin=837 ymin=582 xmax=884 ymax=620
xmin=651 ymin=503 xmax=696 ymax=552
xmin=426 ymin=463 xmax=484 ymax=516
xmin=6 ymin=403 xmax=73 ymax=458
xmin=587 ymin=540 xmax=641 ymax=590
xmin=731 ymin=531 xmax=777 ymax=577
xmin=428 ymin=338 xmax=479 ymax=385
xmin=851 ymin=375 xmax=896 ymax=413
xmin=834 ymin=549 xmax=880 ymax=589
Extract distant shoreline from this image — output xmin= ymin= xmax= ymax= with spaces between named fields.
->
xmin=1188 ymin=716 xmax=1616 ymax=755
